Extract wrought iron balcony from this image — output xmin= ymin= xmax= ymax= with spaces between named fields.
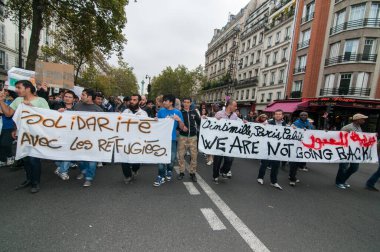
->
xmin=237 ymin=77 xmax=258 ymax=87
xmin=297 ymin=39 xmax=310 ymax=49
xmin=291 ymin=91 xmax=302 ymax=98
xmin=330 ymin=18 xmax=380 ymax=35
xmin=320 ymin=87 xmax=371 ymax=96
xmin=293 ymin=66 xmax=306 ymax=74
xmin=325 ymin=54 xmax=377 ymax=66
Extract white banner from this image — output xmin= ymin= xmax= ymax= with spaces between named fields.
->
xmin=199 ymin=118 xmax=378 ymax=163
xmin=13 ymin=104 xmax=174 ymax=163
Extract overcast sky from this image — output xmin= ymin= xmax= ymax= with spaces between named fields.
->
xmin=109 ymin=0 xmax=250 ymax=86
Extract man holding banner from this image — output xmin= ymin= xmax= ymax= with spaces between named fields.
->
xmin=121 ymin=94 xmax=148 ymax=184
xmin=73 ymin=89 xmax=104 ymax=187
xmin=154 ymin=94 xmax=186 ymax=187
xmin=212 ymin=99 xmax=241 ymax=184
xmin=0 ymin=80 xmax=50 ymax=193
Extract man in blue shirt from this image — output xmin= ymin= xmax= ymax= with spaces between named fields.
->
xmin=154 ymin=94 xmax=186 ymax=187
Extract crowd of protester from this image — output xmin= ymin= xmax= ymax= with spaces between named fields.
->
xmin=0 ymin=80 xmax=379 ymax=194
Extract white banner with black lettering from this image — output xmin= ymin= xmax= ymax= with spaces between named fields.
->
xmin=13 ymin=104 xmax=173 ymax=163
xmin=199 ymin=118 xmax=378 ymax=163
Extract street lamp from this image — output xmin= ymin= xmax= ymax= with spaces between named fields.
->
xmin=145 ymin=74 xmax=151 ymax=97
xmin=140 ymin=80 xmax=145 ymax=95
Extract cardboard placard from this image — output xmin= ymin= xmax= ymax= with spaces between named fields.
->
xmin=35 ymin=61 xmax=74 ymax=89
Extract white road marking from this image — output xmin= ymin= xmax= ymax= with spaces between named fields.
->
xmin=196 ymin=175 xmax=270 ymax=252
xmin=183 ymin=182 xmax=200 ymax=195
xmin=200 ymin=208 xmax=226 ymax=231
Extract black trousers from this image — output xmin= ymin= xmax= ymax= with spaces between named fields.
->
xmin=258 ymin=160 xmax=280 ymax=184
xmin=24 ymin=157 xmax=42 ymax=185
xmin=213 ymin=155 xmax=234 ymax=178
xmin=121 ymin=163 xmax=140 ymax=178
xmin=0 ymin=129 xmax=14 ymax=162
xmin=289 ymin=162 xmax=301 ymax=182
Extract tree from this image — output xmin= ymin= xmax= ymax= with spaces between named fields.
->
xmin=150 ymin=65 xmax=204 ymax=100
xmin=5 ymin=0 xmax=128 ymax=70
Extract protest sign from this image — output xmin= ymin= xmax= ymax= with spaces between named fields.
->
xmin=7 ymin=67 xmax=35 ymax=91
xmin=13 ymin=104 xmax=174 ymax=163
xmin=199 ymin=118 xmax=378 ymax=163
xmin=35 ymin=61 xmax=74 ymax=89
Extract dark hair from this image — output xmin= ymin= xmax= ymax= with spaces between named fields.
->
xmin=163 ymin=94 xmax=176 ymax=106
xmin=123 ymin=96 xmax=130 ymax=102
xmin=15 ymin=80 xmax=36 ymax=93
xmin=274 ymin=109 xmax=283 ymax=114
xmin=182 ymin=97 xmax=192 ymax=102
xmin=64 ymin=90 xmax=75 ymax=98
xmin=83 ymin=88 xmax=96 ymax=100
xmin=94 ymin=92 xmax=104 ymax=99
xmin=130 ymin=94 xmax=142 ymax=102
xmin=147 ymin=100 xmax=154 ymax=104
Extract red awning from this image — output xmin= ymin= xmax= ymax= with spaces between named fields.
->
xmin=264 ymin=101 xmax=309 ymax=113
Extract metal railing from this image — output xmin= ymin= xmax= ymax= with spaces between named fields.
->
xmin=301 ymin=12 xmax=314 ymax=23
xmin=320 ymin=87 xmax=371 ymax=96
xmin=325 ymin=53 xmax=377 ymax=65
xmin=293 ymin=66 xmax=306 ymax=74
xmin=330 ymin=18 xmax=380 ymax=35
xmin=291 ymin=91 xmax=302 ymax=98
xmin=297 ymin=39 xmax=310 ymax=49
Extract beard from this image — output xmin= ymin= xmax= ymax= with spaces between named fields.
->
xmin=128 ymin=103 xmax=139 ymax=111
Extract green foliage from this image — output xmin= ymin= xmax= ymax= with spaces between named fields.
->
xmin=78 ymin=61 xmax=138 ymax=97
xmin=5 ymin=0 xmax=129 ymax=70
xmin=150 ymin=65 xmax=204 ymax=100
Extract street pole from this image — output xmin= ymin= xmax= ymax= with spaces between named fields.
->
xmin=18 ymin=9 xmax=23 ymax=68
xmin=141 ymin=80 xmax=145 ymax=95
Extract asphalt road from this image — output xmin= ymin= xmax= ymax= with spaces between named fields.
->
xmin=0 ymin=156 xmax=379 ymax=252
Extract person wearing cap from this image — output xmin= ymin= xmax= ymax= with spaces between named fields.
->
xmin=335 ymin=113 xmax=368 ymax=189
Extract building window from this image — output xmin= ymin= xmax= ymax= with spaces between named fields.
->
xmin=267 ymin=92 xmax=273 ymax=102
xmin=276 ymin=31 xmax=281 ymax=43
xmin=267 ymin=36 xmax=272 ymax=48
xmin=259 ymin=32 xmax=263 ymax=43
xmin=253 ymin=36 xmax=257 ymax=46
xmin=0 ymin=50 xmax=5 ymax=69
xmin=363 ymin=39 xmax=377 ymax=60
xmin=298 ymin=29 xmax=311 ymax=49
xmin=369 ymin=3 xmax=380 ymax=23
xmin=261 ymin=93 xmax=265 ymax=102
xmin=282 ymin=48 xmax=287 ymax=61
xmin=349 ymin=4 xmax=366 ymax=21
xmin=240 ymin=90 xmax=244 ymax=100
xmin=251 ymin=88 xmax=256 ymax=99
xmin=270 ymin=72 xmax=275 ymax=85
xmin=333 ymin=9 xmax=346 ymax=28
xmin=324 ymin=74 xmax=335 ymax=89
xmin=247 ymin=39 xmax=251 ymax=50
xmin=329 ymin=42 xmax=340 ymax=58
xmin=295 ymin=55 xmax=307 ymax=72
xmin=246 ymin=89 xmax=249 ymax=99
xmin=344 ymin=39 xmax=359 ymax=61
xmin=338 ymin=73 xmax=352 ymax=95
xmin=265 ymin=54 xmax=270 ymax=65
xmin=273 ymin=51 xmax=278 ymax=64
xmin=285 ymin=26 xmax=291 ymax=39
xmin=241 ymin=43 xmax=245 ymax=53
xmin=279 ymin=69 xmax=285 ymax=83
xmin=243 ymin=73 xmax=246 ymax=79
xmin=0 ymin=24 xmax=5 ymax=44
xmin=250 ymin=53 xmax=254 ymax=64
xmin=356 ymin=72 xmax=369 ymax=89
xmin=263 ymin=74 xmax=267 ymax=86
xmin=293 ymin=81 xmax=302 ymax=91
xmin=277 ymin=91 xmax=281 ymax=100
xmin=236 ymin=91 xmax=239 ymax=100
xmin=248 ymin=71 xmax=252 ymax=78
xmin=303 ymin=1 xmax=315 ymax=22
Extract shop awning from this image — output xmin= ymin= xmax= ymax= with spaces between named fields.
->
xmin=264 ymin=101 xmax=309 ymax=113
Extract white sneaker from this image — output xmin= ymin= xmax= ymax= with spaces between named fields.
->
xmin=226 ymin=171 xmax=232 ymax=179
xmin=206 ymin=160 xmax=213 ymax=166
xmin=271 ymin=183 xmax=283 ymax=190
xmin=0 ymin=161 xmax=6 ymax=167
xmin=76 ymin=173 xmax=85 ymax=180
xmin=58 ymin=172 xmax=70 ymax=180
xmin=257 ymin=178 xmax=264 ymax=185
xmin=97 ymin=162 xmax=103 ymax=167
xmin=6 ymin=157 xmax=14 ymax=166
xmin=54 ymin=168 xmax=60 ymax=175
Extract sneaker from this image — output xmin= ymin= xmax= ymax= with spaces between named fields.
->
xmin=288 ymin=177 xmax=300 ymax=183
xmin=132 ymin=171 xmax=139 ymax=177
xmin=97 ymin=162 xmax=103 ymax=168
xmin=344 ymin=183 xmax=351 ymax=188
xmin=124 ymin=176 xmax=133 ymax=184
xmin=165 ymin=171 xmax=172 ymax=182
xmin=76 ymin=173 xmax=85 ymax=180
xmin=213 ymin=178 xmax=219 ymax=184
xmin=177 ymin=172 xmax=185 ymax=180
xmin=6 ymin=157 xmax=15 ymax=166
xmin=289 ymin=181 xmax=296 ymax=187
xmin=30 ymin=184 xmax=40 ymax=193
xmin=15 ymin=180 xmax=31 ymax=190
xmin=366 ymin=186 xmax=379 ymax=192
xmin=221 ymin=173 xmax=228 ymax=179
xmin=257 ymin=178 xmax=264 ymax=185
xmin=336 ymin=184 xmax=346 ymax=189
xmin=153 ymin=176 xmax=165 ymax=187
xmin=271 ymin=183 xmax=283 ymax=190
xmin=54 ymin=168 xmax=60 ymax=175
xmin=299 ymin=167 xmax=309 ymax=172
xmin=226 ymin=171 xmax=232 ymax=179
xmin=70 ymin=163 xmax=78 ymax=169
xmin=190 ymin=173 xmax=197 ymax=182
xmin=206 ymin=160 xmax=213 ymax=166
xmin=83 ymin=180 xmax=92 ymax=187
xmin=58 ymin=172 xmax=70 ymax=180
xmin=0 ymin=161 xmax=7 ymax=167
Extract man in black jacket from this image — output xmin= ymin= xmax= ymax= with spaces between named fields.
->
xmin=257 ymin=109 xmax=287 ymax=190
xmin=177 ymin=97 xmax=201 ymax=182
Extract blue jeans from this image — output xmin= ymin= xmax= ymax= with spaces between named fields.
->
xmin=55 ymin=161 xmax=72 ymax=174
xmin=79 ymin=161 xmax=97 ymax=181
xmin=158 ymin=140 xmax=177 ymax=177
xmin=366 ymin=158 xmax=380 ymax=187
xmin=335 ymin=162 xmax=360 ymax=184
